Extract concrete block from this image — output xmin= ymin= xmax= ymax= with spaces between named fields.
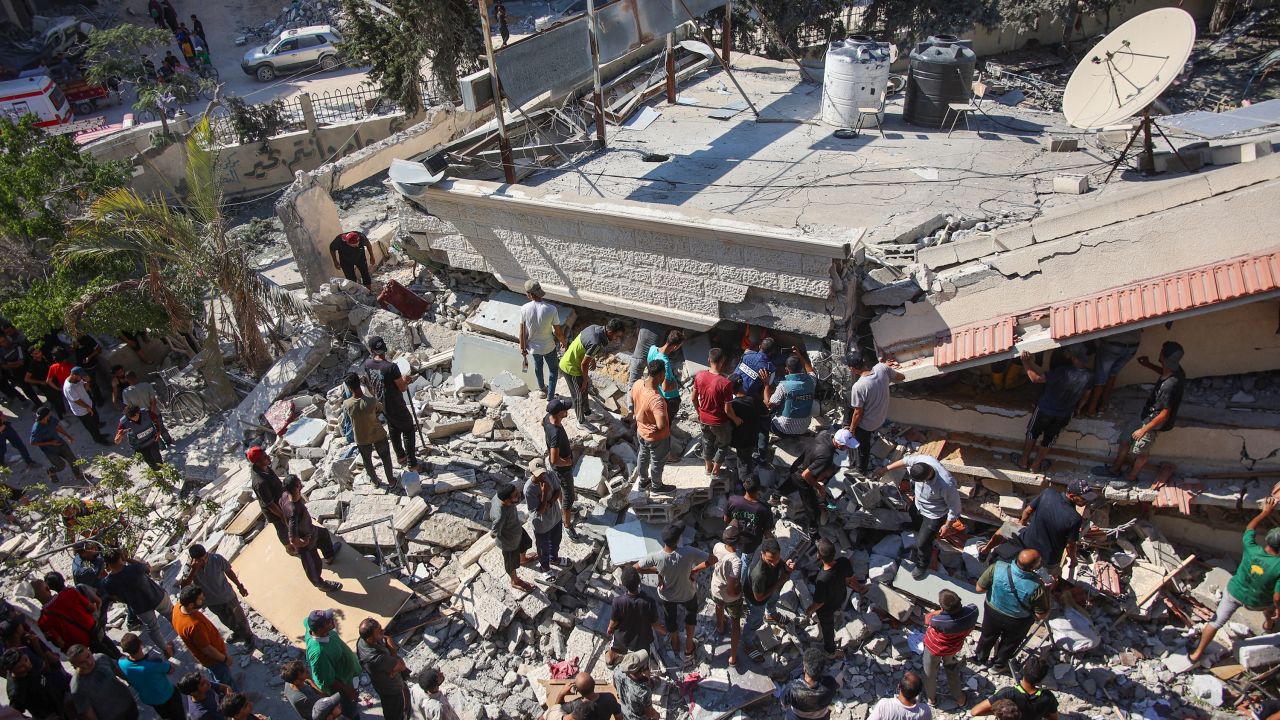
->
xmin=1097 ymin=129 xmax=1131 ymax=147
xmin=1190 ymin=674 xmax=1225 ymax=707
xmin=1237 ymin=633 xmax=1280 ymax=670
xmin=472 ymin=417 xmax=495 ymax=436
xmin=916 ymin=243 xmax=960 ymax=269
xmin=453 ymin=373 xmax=485 ymax=394
xmin=1210 ymin=140 xmax=1273 ymax=166
xmin=1049 ymin=137 xmax=1078 ymax=152
xmin=228 ymin=327 xmax=331 ymax=435
xmin=1152 ymin=150 xmax=1205 ymax=173
xmin=890 ymin=565 xmax=986 ymax=625
xmin=287 ymin=458 xmax=316 ymax=482
xmin=1162 ymin=652 xmax=1193 ymax=674
xmin=427 ymin=418 xmax=474 ymax=439
xmin=864 ymin=582 xmax=914 ymax=622
xmin=489 ymin=371 xmax=529 ymax=397
xmin=573 ymin=455 xmax=607 ymax=495
xmin=433 ymin=470 xmax=478 ymax=494
xmin=1052 ymin=174 xmax=1089 ymax=195
xmin=862 ymin=279 xmax=921 ymax=307
xmin=392 ymin=496 xmax=431 ymax=533
xmin=464 ymin=290 xmax=575 ymax=342
xmin=952 ymin=234 xmax=998 ymax=263
xmin=1205 ymin=153 xmax=1280 ymax=195
xmin=992 ymin=225 xmax=1034 ymax=251
xmin=453 ymin=333 xmax=544 ymax=392
xmin=283 ymin=417 xmax=328 ymax=448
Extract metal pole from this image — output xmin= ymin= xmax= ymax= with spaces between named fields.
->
xmin=665 ymin=34 xmax=677 ymax=103
xmin=477 ymin=0 xmax=517 ymax=183
xmin=722 ymin=0 xmax=732 ymax=65
xmin=586 ymin=0 xmax=607 ymax=145
xmin=675 ymin=0 xmax=760 ymax=117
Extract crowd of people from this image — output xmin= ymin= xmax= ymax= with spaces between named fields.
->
xmin=2 ymin=285 xmax=1277 ymax=720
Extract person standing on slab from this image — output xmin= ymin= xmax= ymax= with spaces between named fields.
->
xmin=282 ymin=475 xmax=344 ymax=593
xmin=709 ymin=525 xmax=745 ymax=667
xmin=179 ymin=544 xmax=255 ymax=650
xmin=629 ymin=360 xmax=673 ymax=493
xmin=634 ymin=522 xmax=714 ymax=668
xmin=558 ymin=319 xmax=624 ymax=424
xmin=491 ymin=482 xmax=537 ymax=592
xmin=804 ymin=538 xmax=865 ymax=660
xmin=1014 ymin=347 xmax=1092 ymax=473
xmin=1189 ymin=496 xmax=1279 ymax=663
xmin=867 ymin=671 xmax=931 ymax=720
xmin=1096 ymin=340 xmax=1186 ymax=489
xmin=520 ymin=280 xmax=567 ymax=398
xmin=691 ymin=347 xmax=741 ymax=482
xmin=342 ymin=374 xmax=397 ymax=488
xmin=356 ymin=619 xmax=410 ymax=720
xmin=874 ymin=454 xmax=961 ymax=580
xmin=363 ymin=337 xmax=418 ymax=471
xmin=973 ymin=549 xmax=1049 ymax=672
xmin=844 ymin=349 xmax=904 ymax=475
xmin=542 ymin=398 xmax=578 ymax=540
xmin=922 ymin=590 xmax=977 ymax=709
xmin=247 ymin=446 xmax=289 ymax=546
xmin=329 ymin=231 xmax=375 ymax=288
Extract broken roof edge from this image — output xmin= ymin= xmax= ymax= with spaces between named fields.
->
xmin=393 ymin=177 xmax=858 ymax=260
xmin=489 ymin=271 xmax=719 ymax=331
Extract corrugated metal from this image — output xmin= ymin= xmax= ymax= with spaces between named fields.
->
xmin=1050 ymin=249 xmax=1280 ymax=339
xmin=934 ymin=317 xmax=1016 ymax=367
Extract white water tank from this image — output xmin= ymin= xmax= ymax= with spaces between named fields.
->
xmin=820 ymin=36 xmax=892 ymax=128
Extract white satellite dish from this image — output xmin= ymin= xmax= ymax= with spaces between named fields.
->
xmin=1063 ymin=7 xmax=1196 ymax=129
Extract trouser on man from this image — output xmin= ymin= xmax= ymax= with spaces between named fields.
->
xmin=742 ymin=594 xmax=779 ymax=649
xmin=701 ymin=422 xmax=731 ymax=469
xmin=357 ymin=438 xmax=396 ymax=485
xmin=206 ymin=659 xmax=237 ymax=690
xmin=923 ymin=647 xmax=965 ymax=704
xmin=533 ymin=522 xmax=563 ymax=572
xmin=910 ymin=514 xmax=947 ymax=572
xmin=565 ymin=374 xmax=589 ymax=422
xmin=40 ymin=442 xmax=86 ymax=482
xmin=531 ymin=349 xmax=560 ymax=396
xmin=207 ymin=600 xmax=254 ymax=646
xmin=340 ymin=257 xmax=372 ymax=287
xmin=136 ymin=594 xmax=175 ymax=654
xmin=974 ymin=604 xmax=1035 ymax=669
xmin=298 ymin=527 xmax=340 ymax=587
xmin=76 ymin=412 xmax=107 ymax=444
xmin=778 ymin=472 xmax=822 ymax=532
xmin=636 ymin=435 xmax=671 ymax=487
xmin=0 ymin=424 xmax=34 ymax=465
xmin=816 ymin=609 xmax=840 ymax=654
xmin=150 ymin=689 xmax=185 ymax=720
xmin=0 ymin=372 xmax=40 ymax=406
xmin=376 ymin=684 xmax=409 ymax=720
xmin=385 ymin=416 xmax=416 ymax=467
xmin=134 ymin=442 xmax=163 ymax=469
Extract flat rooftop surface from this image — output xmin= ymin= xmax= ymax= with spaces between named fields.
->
xmin=525 ymin=55 xmax=1112 ymax=239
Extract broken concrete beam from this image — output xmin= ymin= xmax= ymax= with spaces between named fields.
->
xmin=862 ymin=279 xmax=922 ymax=307
xmin=434 ymin=470 xmax=479 ymax=494
xmin=283 ymin=417 xmax=328 ymax=448
xmin=393 ymin=496 xmax=431 ymax=534
xmin=228 ymin=326 xmax=331 ymax=434
xmin=889 ymin=565 xmax=986 ymax=625
xmin=1211 ymin=140 xmax=1272 ymax=166
xmin=864 ymin=581 xmax=915 ymax=622
xmin=428 ymin=418 xmax=475 ymax=439
xmin=453 ymin=332 xmax=544 ymax=392
xmin=463 ymin=290 xmax=575 ymax=343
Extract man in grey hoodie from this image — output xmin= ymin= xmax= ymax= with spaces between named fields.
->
xmin=490 ymin=483 xmax=536 ymax=592
xmin=524 ymin=458 xmax=568 ymax=582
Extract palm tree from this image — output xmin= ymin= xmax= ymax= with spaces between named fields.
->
xmin=60 ymin=118 xmax=273 ymax=407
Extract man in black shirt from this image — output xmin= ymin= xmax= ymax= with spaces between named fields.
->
xmin=971 ymin=656 xmax=1059 ymax=720
xmin=542 ymin=672 xmax=623 ymax=720
xmin=544 ymin=398 xmax=577 ymax=541
xmin=100 ymin=549 xmax=174 ymax=659
xmin=980 ymin=479 xmax=1095 ymax=580
xmin=362 ymin=336 xmax=418 ymax=470
xmin=23 ymin=346 xmax=63 ymax=416
xmin=779 ymin=430 xmax=855 ymax=534
xmin=804 ymin=539 xmax=864 ymax=658
xmin=247 ymin=446 xmax=289 ymax=546
xmin=723 ymin=474 xmax=774 ymax=554
xmin=742 ymin=538 xmax=793 ymax=663
xmin=0 ymin=335 xmax=38 ymax=407
xmin=329 ymin=231 xmax=375 ymax=288
xmin=780 ymin=648 xmax=838 ymax=719
xmin=1096 ymin=341 xmax=1186 ymax=489
xmin=356 ymin=619 xmax=409 ymax=720
xmin=605 ymin=566 xmax=665 ymax=667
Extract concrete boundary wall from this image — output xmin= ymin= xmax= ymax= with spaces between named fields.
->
xmin=397 ymin=179 xmax=857 ymax=333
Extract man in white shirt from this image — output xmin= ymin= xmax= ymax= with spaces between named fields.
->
xmin=867 ymin=671 xmax=932 ymax=720
xmin=519 ymin=280 xmax=567 ymax=397
xmin=845 ymin=350 xmax=904 ymax=475
xmin=411 ymin=669 xmax=459 ymax=720
xmin=64 ymin=367 xmax=109 ymax=445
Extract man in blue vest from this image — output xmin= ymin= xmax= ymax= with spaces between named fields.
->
xmin=973 ymin=549 xmax=1049 ymax=673
xmin=768 ymin=348 xmax=816 ymax=437
xmin=732 ymin=337 xmax=776 ymax=401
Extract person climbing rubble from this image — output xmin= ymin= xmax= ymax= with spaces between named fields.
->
xmin=844 ymin=349 xmax=904 ymax=476
xmin=779 ymin=428 xmax=856 ymax=535
xmin=634 ymin=522 xmax=714 ymax=668
xmin=362 ymin=337 xmax=419 ymax=472
xmin=247 ymin=446 xmax=289 ymax=547
xmin=979 ymin=479 xmax=1096 ymax=582
xmin=559 ymin=319 xmax=625 ymax=424
xmin=873 ymin=454 xmax=962 ymax=580
xmin=1014 ymin=346 xmax=1093 ymax=473
xmin=329 ymin=231 xmax=375 ymax=289
xmin=803 ymin=538 xmax=865 ymax=659
xmin=1095 ymin=341 xmax=1186 ymax=489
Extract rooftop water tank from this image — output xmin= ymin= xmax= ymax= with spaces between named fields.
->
xmin=902 ymin=35 xmax=976 ymax=128
xmin=821 ymin=36 xmax=892 ymax=128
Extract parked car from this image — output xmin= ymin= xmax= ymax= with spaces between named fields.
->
xmin=240 ymin=25 xmax=342 ymax=82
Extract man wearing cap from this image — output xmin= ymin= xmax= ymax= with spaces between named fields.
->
xmin=329 ymin=230 xmax=375 ymax=288
xmin=362 ymin=337 xmax=417 ymax=471
xmin=845 ymin=349 xmax=905 ymax=475
xmin=312 ymin=693 xmax=346 ymax=720
xmin=611 ymin=650 xmax=657 ymax=720
xmin=64 ymin=366 xmax=108 ymax=445
xmin=179 ymin=544 xmax=254 ymax=649
xmin=342 ymin=373 xmax=396 ymax=488
xmin=30 ymin=406 xmax=85 ymax=484
xmin=520 ymin=280 xmax=567 ymax=397
xmin=629 ymin=359 xmax=673 ymax=493
xmin=1097 ymin=341 xmax=1186 ymax=488
xmin=874 ymin=453 xmax=962 ymax=580
xmin=282 ymin=475 xmax=344 ymax=592
xmin=779 ymin=428 xmax=857 ymax=535
xmin=979 ymin=480 xmax=1095 ymax=581
xmin=113 ymin=404 xmax=166 ymax=469
xmin=246 ymin=446 xmax=289 ymax=546
xmin=524 ymin=458 xmax=568 ymax=581
xmin=1190 ymin=496 xmax=1280 ymax=663
xmin=304 ymin=610 xmax=361 ymax=719
xmin=491 ymin=482 xmax=537 ymax=592
xmin=1014 ymin=346 xmax=1092 ymax=473
xmin=543 ymin=398 xmax=579 ymax=540
xmin=558 ymin=319 xmax=625 ymax=424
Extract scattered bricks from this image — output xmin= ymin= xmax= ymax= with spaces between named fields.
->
xmin=1162 ymin=652 xmax=1193 ymax=674
xmin=392 ymin=496 xmax=431 ymax=534
xmin=427 ymin=418 xmax=475 ymax=439
xmin=472 ymin=417 xmax=496 ymax=436
xmin=452 ymin=373 xmax=486 ymax=395
xmin=1237 ymin=633 xmax=1280 ymax=670
xmin=1052 ymin=174 xmax=1090 ymax=195
xmin=1049 ymin=137 xmax=1078 ymax=152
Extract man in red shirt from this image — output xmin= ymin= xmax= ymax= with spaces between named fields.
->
xmin=922 ymin=589 xmax=978 ymax=707
xmin=690 ymin=348 xmax=741 ymax=482
xmin=44 ymin=347 xmax=74 ymax=393
xmin=34 ymin=571 xmax=120 ymax=658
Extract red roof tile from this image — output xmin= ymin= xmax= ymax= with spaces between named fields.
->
xmin=934 ymin=317 xmax=1016 ymax=367
xmin=1050 ymin=249 xmax=1280 ymax=339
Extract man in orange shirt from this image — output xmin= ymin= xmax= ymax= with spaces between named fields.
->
xmin=171 ymin=587 xmax=236 ymax=690
xmin=630 ymin=359 xmax=673 ymax=493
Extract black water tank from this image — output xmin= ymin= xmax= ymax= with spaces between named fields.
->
xmin=903 ymin=35 xmax=977 ymax=128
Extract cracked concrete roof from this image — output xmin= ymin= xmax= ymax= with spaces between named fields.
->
xmin=520 ymin=55 xmax=1100 ymax=241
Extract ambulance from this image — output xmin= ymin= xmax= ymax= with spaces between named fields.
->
xmin=0 ymin=74 xmax=73 ymax=128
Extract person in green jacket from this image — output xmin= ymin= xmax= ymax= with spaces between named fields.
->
xmin=304 ymin=610 xmax=361 ymax=717
xmin=557 ymin=319 xmax=624 ymax=423
xmin=1191 ymin=496 xmax=1280 ymax=662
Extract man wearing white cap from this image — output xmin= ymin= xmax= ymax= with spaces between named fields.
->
xmin=780 ymin=428 xmax=858 ymax=535
xmin=874 ymin=454 xmax=962 ymax=580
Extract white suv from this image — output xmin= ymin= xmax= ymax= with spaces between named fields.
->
xmin=241 ymin=25 xmax=343 ymax=82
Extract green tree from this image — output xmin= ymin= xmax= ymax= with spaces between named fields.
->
xmin=0 ymin=262 xmax=179 ymax=340
xmin=338 ymin=0 xmax=484 ymax=114
xmin=82 ymin=23 xmax=175 ymax=89
xmin=0 ymin=116 xmax=128 ymax=264
xmin=862 ymin=0 xmax=999 ymax=44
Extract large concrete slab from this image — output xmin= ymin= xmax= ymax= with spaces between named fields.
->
xmin=229 ymin=326 xmax=332 ymax=432
xmin=605 ymin=519 xmax=665 ymax=565
xmin=452 ymin=332 xmax=544 ymax=391
xmin=889 ymin=565 xmax=987 ymax=626
xmin=231 ymin=528 xmax=412 ymax=647
xmin=463 ymin=291 xmax=575 ymax=343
